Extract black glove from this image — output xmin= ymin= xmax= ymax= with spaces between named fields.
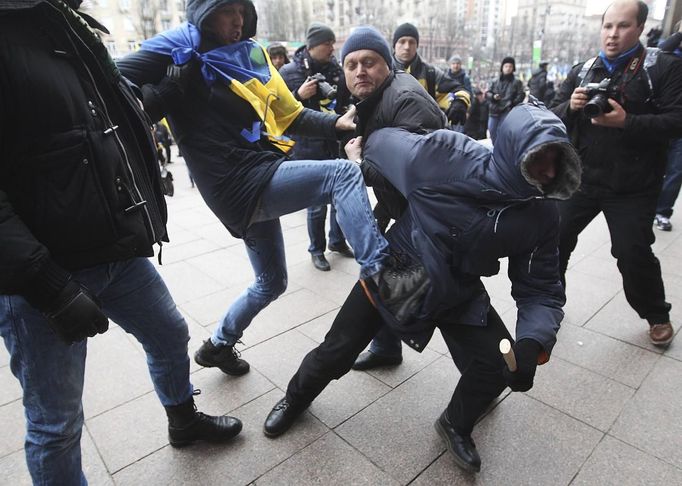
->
xmin=502 ymin=339 xmax=542 ymax=392
xmin=165 ymin=62 xmax=196 ymax=95
xmin=44 ymin=280 xmax=109 ymax=343
xmin=447 ymin=100 xmax=467 ymax=125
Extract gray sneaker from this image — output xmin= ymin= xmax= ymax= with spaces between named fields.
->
xmin=655 ymin=215 xmax=672 ymax=231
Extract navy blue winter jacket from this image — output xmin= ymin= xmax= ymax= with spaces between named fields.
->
xmin=363 ymin=104 xmax=581 ymax=357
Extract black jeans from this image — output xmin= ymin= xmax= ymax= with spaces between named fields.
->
xmin=285 ymin=282 xmax=512 ymax=435
xmin=559 ymin=187 xmax=671 ymax=324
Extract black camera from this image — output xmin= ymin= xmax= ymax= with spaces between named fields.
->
xmin=583 ymin=78 xmax=616 ymax=118
xmin=308 ymin=73 xmax=337 ymax=99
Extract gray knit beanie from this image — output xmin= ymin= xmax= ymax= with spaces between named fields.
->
xmin=306 ymin=22 xmax=335 ymax=48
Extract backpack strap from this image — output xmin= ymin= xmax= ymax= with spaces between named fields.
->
xmin=577 ymin=57 xmax=598 ymax=86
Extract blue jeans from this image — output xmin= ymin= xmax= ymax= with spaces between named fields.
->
xmin=656 ymin=138 xmax=682 ymax=218
xmin=487 ymin=113 xmax=508 ymax=144
xmin=212 ymin=158 xmax=389 ymax=346
xmin=307 ymin=204 xmax=346 ymax=255
xmin=0 ymin=258 xmax=193 ymax=486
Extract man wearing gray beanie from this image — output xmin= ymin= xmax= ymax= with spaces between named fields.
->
xmin=306 ymin=21 xmax=335 ymax=49
xmin=280 ymin=22 xmax=355 ymax=272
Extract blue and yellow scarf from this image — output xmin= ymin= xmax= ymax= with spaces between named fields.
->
xmin=141 ymin=23 xmax=302 ymax=151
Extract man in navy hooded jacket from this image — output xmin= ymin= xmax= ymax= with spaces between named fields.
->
xmin=263 ymin=103 xmax=581 ymax=473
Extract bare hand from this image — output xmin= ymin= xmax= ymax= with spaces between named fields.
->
xmin=591 ymin=98 xmax=627 ymax=128
xmin=335 ymin=105 xmax=357 ymax=132
xmin=569 ymin=87 xmax=589 ymax=112
xmin=297 ymin=78 xmax=318 ymax=100
xmin=344 ymin=136 xmax=363 ymax=161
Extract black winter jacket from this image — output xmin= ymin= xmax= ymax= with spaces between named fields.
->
xmin=118 ymin=10 xmax=339 ymax=238
xmin=528 ymin=68 xmax=548 ymax=100
xmin=551 ymin=46 xmax=682 ymax=193
xmin=355 ymin=71 xmax=446 ymax=219
xmin=279 ymin=47 xmax=350 ymax=160
xmin=487 ymin=74 xmax=525 ymax=116
xmin=464 ymin=97 xmax=490 ymax=140
xmin=0 ymin=0 xmax=167 ymax=300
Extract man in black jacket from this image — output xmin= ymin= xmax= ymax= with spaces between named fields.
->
xmin=279 ymin=22 xmax=354 ymax=272
xmin=118 ymin=1 xmax=425 ymax=378
xmin=391 ymin=23 xmax=469 ymax=132
xmin=486 ymin=56 xmax=525 ymax=143
xmin=528 ymin=61 xmax=549 ymax=100
xmin=0 ymin=1 xmax=242 ymax=484
xmin=324 ymin=26 xmax=446 ymax=371
xmin=551 ymin=0 xmax=682 ymax=347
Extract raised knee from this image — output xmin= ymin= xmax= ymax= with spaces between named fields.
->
xmin=254 ymin=272 xmax=288 ymax=300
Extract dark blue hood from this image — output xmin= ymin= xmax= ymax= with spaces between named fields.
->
xmin=186 ymin=0 xmax=257 ymax=40
xmin=492 ymin=103 xmax=581 ymax=200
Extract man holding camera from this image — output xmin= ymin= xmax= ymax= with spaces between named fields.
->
xmin=551 ymin=0 xmax=682 ymax=347
xmin=279 ymin=22 xmax=354 ymax=272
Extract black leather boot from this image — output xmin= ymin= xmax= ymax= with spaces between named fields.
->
xmin=165 ymin=396 xmax=242 ymax=448
xmin=352 ymin=351 xmax=403 ymax=370
xmin=263 ymin=397 xmax=308 ymax=438
xmin=434 ymin=410 xmax=481 ymax=473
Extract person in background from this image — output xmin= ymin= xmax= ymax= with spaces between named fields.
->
xmin=154 ymin=120 xmax=173 ymax=164
xmin=464 ymin=88 xmax=490 ymax=140
xmin=486 ymin=56 xmax=525 ymax=143
xmin=654 ymin=22 xmax=682 ymax=231
xmin=528 ymin=60 xmax=549 ymax=101
xmin=267 ymin=42 xmax=290 ymax=71
xmin=279 ymin=22 xmax=355 ymax=272
xmin=438 ymin=54 xmax=472 ymax=132
xmin=551 ymin=0 xmax=682 ymax=347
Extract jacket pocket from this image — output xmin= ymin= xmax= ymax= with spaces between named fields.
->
xmin=21 ymin=129 xmax=118 ymax=254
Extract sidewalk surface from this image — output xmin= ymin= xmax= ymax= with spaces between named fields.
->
xmin=1 ymin=155 xmax=681 ymax=485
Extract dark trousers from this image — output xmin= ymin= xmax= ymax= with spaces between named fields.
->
xmin=286 ymin=282 xmax=511 ymax=435
xmin=559 ymin=188 xmax=671 ymax=324
xmin=163 ymin=143 xmax=172 ymax=164
xmin=656 ymin=138 xmax=682 ymax=218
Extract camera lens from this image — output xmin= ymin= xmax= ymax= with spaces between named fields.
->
xmin=584 ymin=94 xmax=609 ymax=118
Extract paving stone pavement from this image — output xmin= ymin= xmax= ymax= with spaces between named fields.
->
xmin=2 ymin=156 xmax=682 ymax=485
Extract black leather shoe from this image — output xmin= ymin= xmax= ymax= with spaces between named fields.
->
xmin=194 ymin=340 xmax=250 ymax=376
xmin=435 ymin=410 xmax=481 ymax=473
xmin=311 ymin=254 xmax=331 ymax=271
xmin=328 ymin=243 xmax=355 ymax=258
xmin=166 ymin=397 xmax=242 ymax=448
xmin=263 ymin=397 xmax=307 ymax=437
xmin=351 ymin=351 xmax=403 ymax=370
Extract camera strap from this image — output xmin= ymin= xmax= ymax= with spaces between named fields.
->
xmin=578 ymin=49 xmax=653 ymax=103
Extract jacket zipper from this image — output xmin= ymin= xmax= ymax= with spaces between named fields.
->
xmin=55 ymin=5 xmax=159 ymax=244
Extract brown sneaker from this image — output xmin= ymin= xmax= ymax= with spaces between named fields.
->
xmin=649 ymin=322 xmax=674 ymax=347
